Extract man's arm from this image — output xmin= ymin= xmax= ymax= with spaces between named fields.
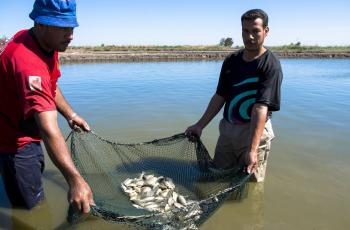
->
xmin=55 ymin=87 xmax=90 ymax=131
xmin=185 ymin=93 xmax=225 ymax=137
xmin=246 ymin=103 xmax=268 ymax=173
xmin=34 ymin=110 xmax=94 ymax=213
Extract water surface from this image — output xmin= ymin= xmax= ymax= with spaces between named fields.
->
xmin=0 ymin=59 xmax=349 ymax=230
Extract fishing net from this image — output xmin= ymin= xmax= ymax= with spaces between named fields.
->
xmin=66 ymin=131 xmax=251 ymax=229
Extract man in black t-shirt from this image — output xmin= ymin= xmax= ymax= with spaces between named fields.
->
xmin=185 ymin=9 xmax=282 ymax=182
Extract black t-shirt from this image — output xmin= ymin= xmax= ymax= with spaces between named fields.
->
xmin=216 ymin=49 xmax=282 ymax=123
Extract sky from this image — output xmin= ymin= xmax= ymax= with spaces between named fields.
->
xmin=1 ymin=0 xmax=349 ymax=46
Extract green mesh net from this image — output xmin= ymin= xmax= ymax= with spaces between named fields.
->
xmin=66 ymin=131 xmax=251 ymax=229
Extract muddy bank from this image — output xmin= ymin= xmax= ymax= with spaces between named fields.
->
xmin=59 ymin=50 xmax=350 ymax=63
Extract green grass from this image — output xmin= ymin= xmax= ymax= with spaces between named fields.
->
xmin=68 ymin=44 xmax=350 ymax=53
xmin=68 ymin=45 xmax=236 ymax=52
xmin=268 ymin=45 xmax=350 ymax=53
xmin=2 ymin=41 xmax=349 ymax=53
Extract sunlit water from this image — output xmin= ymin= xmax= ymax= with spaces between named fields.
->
xmin=1 ymin=59 xmax=350 ymax=230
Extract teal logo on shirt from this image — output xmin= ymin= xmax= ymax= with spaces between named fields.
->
xmin=227 ymin=77 xmax=258 ymax=123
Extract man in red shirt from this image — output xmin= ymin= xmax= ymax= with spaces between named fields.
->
xmin=0 ymin=0 xmax=94 ymax=213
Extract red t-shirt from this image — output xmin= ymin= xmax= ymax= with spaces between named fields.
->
xmin=0 ymin=29 xmax=61 ymax=152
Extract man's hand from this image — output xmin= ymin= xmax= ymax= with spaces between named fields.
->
xmin=185 ymin=124 xmax=203 ymax=141
xmin=68 ymin=176 xmax=95 ymax=214
xmin=68 ymin=113 xmax=90 ymax=132
xmin=246 ymin=150 xmax=258 ymax=174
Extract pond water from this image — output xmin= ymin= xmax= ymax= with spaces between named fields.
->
xmin=1 ymin=59 xmax=349 ymax=230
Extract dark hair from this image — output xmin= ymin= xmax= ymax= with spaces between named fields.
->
xmin=241 ymin=9 xmax=269 ymax=27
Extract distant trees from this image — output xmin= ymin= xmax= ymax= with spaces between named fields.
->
xmin=290 ymin=41 xmax=301 ymax=47
xmin=283 ymin=41 xmax=302 ymax=50
xmin=219 ymin=37 xmax=233 ymax=47
xmin=0 ymin=36 xmax=7 ymax=49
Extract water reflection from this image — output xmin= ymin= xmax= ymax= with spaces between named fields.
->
xmin=201 ymin=182 xmax=265 ymax=230
xmin=0 ymin=201 xmax=53 ymax=230
xmin=0 ymin=169 xmax=60 ymax=229
xmin=247 ymin=183 xmax=265 ymax=229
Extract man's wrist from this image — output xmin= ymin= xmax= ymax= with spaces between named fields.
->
xmin=248 ymin=149 xmax=258 ymax=156
xmin=68 ymin=112 xmax=77 ymax=122
xmin=66 ymin=172 xmax=83 ymax=186
xmin=196 ymin=121 xmax=206 ymax=130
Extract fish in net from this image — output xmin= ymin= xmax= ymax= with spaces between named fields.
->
xmin=66 ymin=131 xmax=251 ymax=229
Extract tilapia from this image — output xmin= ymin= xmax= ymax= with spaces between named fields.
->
xmin=177 ymin=195 xmax=187 ymax=206
xmin=121 ymin=172 xmax=199 ymax=214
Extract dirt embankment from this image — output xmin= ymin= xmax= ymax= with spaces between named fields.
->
xmin=59 ymin=50 xmax=350 ymax=63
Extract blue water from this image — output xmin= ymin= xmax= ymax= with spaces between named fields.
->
xmin=59 ymin=61 xmax=222 ymax=141
xmin=1 ymin=59 xmax=350 ymax=229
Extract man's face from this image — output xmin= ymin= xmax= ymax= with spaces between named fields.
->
xmin=242 ymin=18 xmax=269 ymax=52
xmin=42 ymin=25 xmax=74 ymax=52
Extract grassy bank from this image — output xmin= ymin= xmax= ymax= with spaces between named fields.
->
xmin=1 ymin=42 xmax=349 ymax=53
xmin=268 ymin=44 xmax=350 ymax=53
xmin=68 ymin=45 xmax=235 ymax=52
xmin=2 ymin=42 xmax=349 ymax=62
xmin=67 ymin=44 xmax=350 ymax=53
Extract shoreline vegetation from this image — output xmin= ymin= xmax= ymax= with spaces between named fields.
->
xmin=1 ymin=39 xmax=350 ymax=63
xmin=60 ymin=45 xmax=350 ymax=63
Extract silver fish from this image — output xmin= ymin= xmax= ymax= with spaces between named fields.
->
xmin=167 ymin=197 xmax=175 ymax=206
xmin=139 ymin=171 xmax=145 ymax=180
xmin=172 ymin=191 xmax=178 ymax=201
xmin=144 ymin=203 xmax=160 ymax=211
xmin=134 ymin=187 xmax=141 ymax=193
xmin=163 ymin=179 xmax=175 ymax=189
xmin=164 ymin=204 xmax=171 ymax=212
xmin=136 ymin=180 xmax=144 ymax=187
xmin=129 ymin=194 xmax=139 ymax=201
xmin=144 ymin=174 xmax=155 ymax=180
xmin=173 ymin=202 xmax=184 ymax=209
xmin=160 ymin=189 xmax=170 ymax=198
xmin=123 ymin=178 xmax=134 ymax=186
xmin=132 ymin=204 xmax=142 ymax=209
xmin=121 ymin=183 xmax=128 ymax=191
xmin=154 ymin=196 xmax=165 ymax=203
xmin=126 ymin=182 xmax=137 ymax=188
xmin=145 ymin=177 xmax=158 ymax=186
xmin=141 ymin=186 xmax=152 ymax=194
xmin=177 ymin=195 xmax=187 ymax=206
xmin=128 ymin=191 xmax=138 ymax=197
xmin=155 ymin=188 xmax=163 ymax=195
xmin=122 ymin=172 xmax=200 ymax=214
xmin=138 ymin=196 xmax=156 ymax=203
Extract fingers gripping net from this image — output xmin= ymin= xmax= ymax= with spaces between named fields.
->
xmin=66 ymin=131 xmax=251 ymax=229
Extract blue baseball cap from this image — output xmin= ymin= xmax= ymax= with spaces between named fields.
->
xmin=29 ymin=0 xmax=79 ymax=28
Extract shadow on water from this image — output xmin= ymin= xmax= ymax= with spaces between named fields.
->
xmin=0 ymin=211 xmax=35 ymax=230
xmin=0 ymin=176 xmax=11 ymax=208
xmin=0 ymin=200 xmax=55 ymax=230
xmin=0 ymin=169 xmax=67 ymax=207
xmin=0 ymin=212 xmax=11 ymax=229
xmin=0 ymin=171 xmax=69 ymax=230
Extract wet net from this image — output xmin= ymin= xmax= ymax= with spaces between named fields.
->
xmin=66 ymin=131 xmax=251 ymax=229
